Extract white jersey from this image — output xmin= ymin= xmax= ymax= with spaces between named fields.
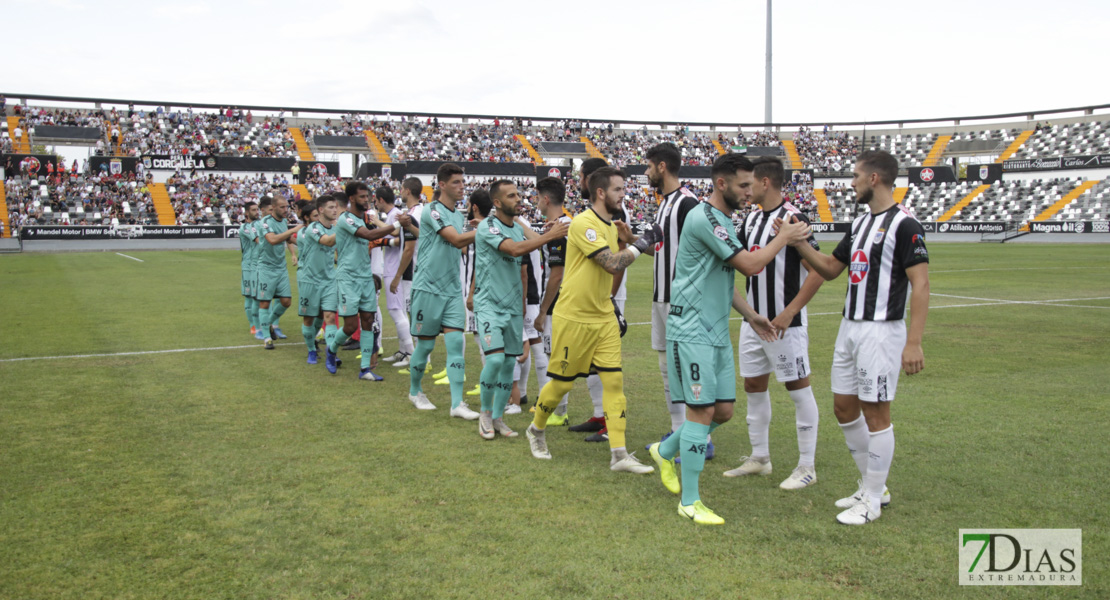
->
xmin=408 ymin=203 xmax=424 ymax=274
xmin=382 ymin=206 xmax=403 ymax=277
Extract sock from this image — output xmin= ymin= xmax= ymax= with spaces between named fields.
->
xmin=352 ymin=328 xmax=361 ymax=341
xmin=746 ymin=391 xmax=772 ymax=458
xmin=479 ymin=352 xmax=505 ymax=414
xmin=492 ymin=352 xmax=516 ymax=419
xmin=359 ymin=329 xmax=373 ymax=370
xmin=271 ymin=302 xmax=287 ymax=328
xmin=331 ymin=328 xmax=351 ymax=354
xmin=659 ymin=420 xmax=686 ymax=460
xmin=659 ymin=351 xmax=684 ymax=431
xmin=372 ymin=311 xmax=383 ymax=355
xmin=839 ymin=414 xmax=870 ymax=477
xmin=325 ymin=323 xmax=337 ymax=349
xmin=598 ymin=370 xmax=627 ymax=450
xmin=532 ymin=347 xmax=549 ymax=395
xmin=709 ymin=422 xmax=721 ymax=434
xmin=250 ymin=298 xmax=260 ymax=329
xmin=517 ymin=354 xmax=531 ymax=397
xmin=679 ymin=421 xmax=711 ymax=506
xmin=408 ymin=337 xmax=436 ymax=396
xmin=789 ymin=386 xmax=819 ymax=467
xmin=312 ymin=316 xmax=323 ymax=334
xmin=533 ymin=378 xmax=575 ymax=430
xmin=865 ymin=425 xmax=894 ymax=511
xmin=258 ymin=305 xmax=272 ymax=339
xmin=587 ymin=374 xmax=604 ymax=418
xmin=389 ymin=307 xmax=413 ymax=354
xmin=245 ymin=298 xmax=256 ymax=328
xmin=444 ymin=331 xmax=465 ymax=409
xmin=302 ymin=325 xmax=315 ymax=352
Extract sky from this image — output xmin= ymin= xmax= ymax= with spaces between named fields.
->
xmin=4 ymin=0 xmax=1109 ymax=125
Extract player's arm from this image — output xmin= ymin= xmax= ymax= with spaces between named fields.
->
xmin=436 ymin=225 xmax=477 ymax=249
xmin=728 ymin=217 xmax=811 ymax=276
xmin=732 ymin=287 xmax=778 ymax=342
xmin=318 ymin=232 xmax=336 ymax=247
xmin=391 ymin=243 xmax=414 ymax=294
xmin=264 ymin=223 xmax=302 ymax=245
xmin=589 ymin=219 xmax=662 ymax=274
xmin=521 ymin=265 xmax=528 ymax=315
xmin=610 ymin=239 xmax=627 ymax=296
xmin=355 ymin=221 xmax=402 ymax=243
xmin=515 ymin=217 xmax=540 ymax=240
xmin=535 ymin=265 xmax=561 ymax=333
xmin=466 ymin=265 xmax=476 ymax=312
xmin=497 ymin=220 xmax=569 ymax=258
xmin=903 ymin=261 xmax=929 ymax=375
xmin=791 ymin=220 xmax=849 ymax=280
xmin=771 ymin=260 xmax=825 ymax=333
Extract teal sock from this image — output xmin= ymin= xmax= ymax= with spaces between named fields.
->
xmin=258 ymin=305 xmax=273 ymax=339
xmin=479 ymin=352 xmax=505 ymax=414
xmin=659 ymin=420 xmax=686 ymax=460
xmin=325 ymin=323 xmax=337 ymax=349
xmin=271 ymin=302 xmax=287 ymax=328
xmin=360 ymin=329 xmax=374 ymax=370
xmin=679 ymin=421 xmax=711 ymax=506
xmin=331 ymin=328 xmax=351 ymax=354
xmin=409 ymin=338 xmax=436 ymax=396
xmin=302 ymin=325 xmax=315 ymax=352
xmin=709 ymin=422 xmax=721 ymax=434
xmin=245 ymin=298 xmax=256 ymax=328
xmin=491 ymin=354 xmax=516 ymax=419
xmin=250 ymin=299 xmax=260 ymax=328
xmin=444 ymin=331 xmax=465 ymax=410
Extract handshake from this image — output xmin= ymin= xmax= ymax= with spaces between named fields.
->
xmin=772 ymin=215 xmax=813 ymax=246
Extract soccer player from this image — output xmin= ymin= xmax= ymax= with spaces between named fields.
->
xmin=724 ymin=157 xmax=826 ymax=491
xmin=474 ymin=180 xmax=570 ymax=440
xmin=385 ymin=178 xmax=423 ymax=368
xmin=324 ymin=182 xmax=408 ymax=380
xmin=376 ymin=186 xmax=415 ymax=368
xmin=407 ymin=164 xmax=479 ymax=414
xmin=790 ymin=150 xmax=930 ymax=525
xmin=297 ymin=195 xmax=340 ymax=364
xmin=644 ymin=142 xmax=703 ymax=449
xmin=646 ymin=153 xmax=812 ymax=525
xmin=526 ymin=166 xmax=663 ymax=474
xmin=533 ymin=177 xmax=576 ymax=425
xmin=256 ymin=195 xmax=302 ymax=350
xmin=238 ymin=201 xmax=261 ymax=337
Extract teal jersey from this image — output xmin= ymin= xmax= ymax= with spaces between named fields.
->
xmin=475 ymin=215 xmax=525 ymax=315
xmin=334 ymin=210 xmax=372 ymax=280
xmin=666 ymin=203 xmax=744 ymax=347
xmin=302 ymin=221 xmax=336 ymax=284
xmin=413 ymin=200 xmax=465 ymax=297
xmin=239 ymin=221 xmax=256 ymax=271
xmin=256 ymin=215 xmax=289 ymax=271
xmin=245 ymin=220 xmax=262 ymax=271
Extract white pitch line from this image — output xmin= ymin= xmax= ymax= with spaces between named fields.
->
xmin=931 ymin=266 xmax=1110 ymax=274
xmin=3 ymin=294 xmax=1106 ymax=364
xmin=116 ymin=253 xmax=144 ymax=262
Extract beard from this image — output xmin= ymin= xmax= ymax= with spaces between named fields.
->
xmin=721 ymin=189 xmax=743 ymax=212
xmin=855 ymin=187 xmax=873 ymax=205
xmin=647 ymin=170 xmax=663 ymax=191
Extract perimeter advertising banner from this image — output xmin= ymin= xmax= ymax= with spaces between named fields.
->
xmin=1002 ymin=154 xmax=1110 ymax=172
xmin=20 ymin=225 xmax=227 ymax=240
xmin=908 ymin=166 xmax=958 ymax=184
xmin=296 ymin=161 xmax=340 ymax=183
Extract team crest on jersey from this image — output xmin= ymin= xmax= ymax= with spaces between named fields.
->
xmin=690 ymin=383 xmax=702 ymax=402
xmin=416 ymin=323 xmax=423 ymax=333
xmin=431 ymin=210 xmax=441 ymax=221
xmin=585 ymin=228 xmax=598 ymax=242
xmin=849 ymin=250 xmax=869 ymax=285
xmin=873 ymin=229 xmax=885 ymax=244
xmin=713 ymin=225 xmax=729 ymax=241
xmin=345 ymin=216 xmax=355 ymax=226
xmin=488 ymin=224 xmax=501 ymax=236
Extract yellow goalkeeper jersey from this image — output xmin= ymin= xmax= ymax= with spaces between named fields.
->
xmin=553 ymin=208 xmax=619 ymax=324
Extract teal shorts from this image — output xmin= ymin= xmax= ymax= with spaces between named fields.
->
xmin=319 ymin=278 xmax=337 ymax=313
xmin=410 ymin=291 xmax=465 ymax=337
xmin=256 ymin=267 xmax=292 ymax=302
xmin=337 ymin=276 xmax=377 ymax=317
xmin=297 ymin=280 xmax=320 ymax=317
xmin=476 ymin=309 xmax=524 ymax=356
xmin=241 ymin=269 xmax=255 ymax=298
xmin=666 ymin=340 xmax=736 ymax=406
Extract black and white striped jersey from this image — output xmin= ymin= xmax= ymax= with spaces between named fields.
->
xmin=524 ymin=247 xmax=542 ymax=305
xmin=738 ymin=201 xmax=820 ymax=328
xmin=832 ymin=204 xmax=929 ymax=321
xmin=541 ymin=215 xmax=572 ymax=315
xmin=461 ymin=243 xmax=475 ymax=300
xmin=653 ymin=187 xmax=701 ymax=303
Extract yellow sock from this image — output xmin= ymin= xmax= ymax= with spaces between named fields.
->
xmin=532 ymin=378 xmax=574 ymax=430
xmin=599 ymin=370 xmax=627 ymax=449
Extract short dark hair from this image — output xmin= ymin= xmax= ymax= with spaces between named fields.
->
xmin=856 ymin=150 xmax=898 ymax=187
xmin=646 ymin=142 xmax=681 ymax=176
xmin=580 ymin=158 xmax=608 ymax=200
xmin=345 ymin=181 xmax=369 ymax=198
xmin=258 ymin=196 xmax=273 ymax=209
xmin=535 ymin=177 xmax=566 ymax=205
xmin=374 ymin=186 xmax=395 ymax=205
xmin=436 ymin=162 xmax=464 ymax=183
xmin=401 ymin=177 xmax=422 ymax=199
xmin=488 ymin=179 xmax=516 ymax=200
xmin=751 ymin=156 xmax=784 ymax=190
xmin=299 ymin=202 xmax=316 ymax=221
xmin=587 ymin=166 xmax=626 ymax=199
xmin=469 ymin=188 xmax=492 ymax=219
xmin=314 ymin=194 xmax=335 ymax=211
xmin=710 ymin=153 xmax=755 ymax=181
xmin=243 ymin=201 xmax=257 ymax=210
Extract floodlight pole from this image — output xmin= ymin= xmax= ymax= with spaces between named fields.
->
xmin=765 ymin=0 xmax=772 ymax=128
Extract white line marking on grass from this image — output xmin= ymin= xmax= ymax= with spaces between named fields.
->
xmin=932 ymin=293 xmax=1110 ymax=308
xmin=116 ymin=253 xmax=144 ymax=262
xmin=931 ymin=266 xmax=1109 ymax=274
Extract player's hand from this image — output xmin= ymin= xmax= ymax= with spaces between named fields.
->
xmin=466 ymin=295 xmax=474 ymax=312
xmin=770 ymin=311 xmax=794 ymax=339
xmin=615 ymin=219 xmax=635 ymax=243
xmin=518 ymin=342 xmax=530 ymax=363
xmin=468 ymin=218 xmax=481 ymax=229
xmin=397 ymin=214 xmax=412 ymax=228
xmin=389 ymin=277 xmax=400 ymax=294
xmin=780 ymin=215 xmax=812 ymax=246
xmin=291 ymin=255 xmax=298 ymax=266
xmin=749 ymin=314 xmax=778 ymax=342
xmin=369 ymin=214 xmax=387 ymax=228
xmin=612 ymin=298 xmax=628 ymax=337
xmin=632 ymin=223 xmax=663 ymax=253
xmin=533 ymin=314 xmax=545 ymax=334
xmin=545 ymin=219 xmax=569 ymax=240
xmin=902 ymin=342 xmax=924 ymax=375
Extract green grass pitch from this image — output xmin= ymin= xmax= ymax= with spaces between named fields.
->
xmin=0 ymin=243 xmax=1107 ymax=599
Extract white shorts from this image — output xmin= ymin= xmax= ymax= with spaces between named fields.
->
xmin=466 ymin=307 xmax=477 ymax=333
xmin=651 ymin=301 xmax=669 ymax=351
xmin=738 ymin=322 xmax=811 ymax=382
xmin=830 ymin=318 xmax=906 ymax=403
xmin=384 ymin=276 xmax=410 ymax=312
xmin=523 ymin=304 xmax=541 ymax=341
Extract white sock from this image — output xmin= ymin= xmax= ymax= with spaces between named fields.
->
xmin=554 ymin=362 xmax=569 ymax=415
xmin=533 ymin=347 xmax=549 ymax=392
xmin=659 ymin=351 xmax=684 ymax=431
xmin=865 ymin=425 xmax=894 ymax=511
xmin=746 ymin=391 xmax=772 ymax=458
xmin=839 ymin=415 xmax=869 ymax=477
xmin=388 ymin=307 xmax=413 ymax=354
xmin=587 ymin=374 xmax=604 ymax=419
xmin=789 ymin=386 xmax=819 ymax=468
xmin=373 ymin=311 xmax=383 ymax=354
xmin=518 ymin=354 xmax=531 ymax=393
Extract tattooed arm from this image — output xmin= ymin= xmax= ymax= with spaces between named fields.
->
xmin=590 ymin=247 xmax=640 ymax=275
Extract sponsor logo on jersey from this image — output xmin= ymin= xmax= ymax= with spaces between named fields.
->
xmin=585 ymin=228 xmax=597 ymax=242
xmin=431 ymin=209 xmax=441 ymax=221
xmin=488 ymin=224 xmax=501 ymax=236
xmin=713 ymin=225 xmax=729 ymax=241
xmin=345 ymin=216 xmax=355 ymax=226
xmin=849 ymin=250 xmax=869 ymax=284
